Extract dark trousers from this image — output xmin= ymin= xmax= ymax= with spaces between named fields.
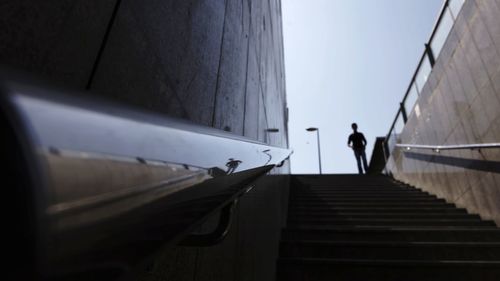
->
xmin=353 ymin=148 xmax=368 ymax=174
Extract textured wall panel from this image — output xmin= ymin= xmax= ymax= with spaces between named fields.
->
xmin=387 ymin=0 xmax=500 ymax=224
xmin=0 ymin=0 xmax=289 ymax=151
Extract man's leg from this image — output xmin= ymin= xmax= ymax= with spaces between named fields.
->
xmin=354 ymin=150 xmax=363 ymax=174
xmin=361 ymin=150 xmax=368 ymax=173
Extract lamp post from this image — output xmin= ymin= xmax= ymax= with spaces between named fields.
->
xmin=306 ymin=127 xmax=322 ymax=174
xmin=264 ymin=128 xmax=279 ymax=144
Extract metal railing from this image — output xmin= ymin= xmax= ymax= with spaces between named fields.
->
xmin=396 ymin=143 xmax=500 ymax=153
xmin=1 ymin=72 xmax=291 ymax=280
xmin=384 ymin=0 xmax=465 ymax=156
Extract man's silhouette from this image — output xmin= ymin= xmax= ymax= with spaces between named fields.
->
xmin=347 ymin=123 xmax=368 ymax=174
xmin=226 ymin=158 xmax=242 ymax=174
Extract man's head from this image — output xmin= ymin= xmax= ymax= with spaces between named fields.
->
xmin=351 ymin=123 xmax=358 ymax=132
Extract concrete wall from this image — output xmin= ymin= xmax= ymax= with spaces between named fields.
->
xmin=138 ymin=175 xmax=290 ymax=281
xmin=386 ymin=0 xmax=500 ymax=223
xmin=0 ymin=0 xmax=288 ymax=151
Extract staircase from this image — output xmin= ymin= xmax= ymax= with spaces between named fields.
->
xmin=277 ymin=175 xmax=500 ymax=281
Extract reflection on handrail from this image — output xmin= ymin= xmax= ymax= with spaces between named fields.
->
xmin=397 ymin=143 xmax=500 ymax=153
xmin=225 ymin=158 xmax=243 ymax=174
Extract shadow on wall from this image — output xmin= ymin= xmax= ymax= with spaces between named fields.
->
xmin=404 ymin=151 xmax=500 ymax=174
xmin=368 ymin=137 xmax=387 ymax=174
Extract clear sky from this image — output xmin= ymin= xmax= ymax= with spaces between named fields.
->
xmin=282 ymin=0 xmax=443 ymax=174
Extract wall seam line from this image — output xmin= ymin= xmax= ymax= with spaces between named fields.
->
xmin=211 ymin=0 xmax=229 ymax=127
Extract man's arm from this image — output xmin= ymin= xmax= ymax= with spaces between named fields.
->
xmin=347 ymin=135 xmax=352 ymax=147
xmin=362 ymin=133 xmax=367 ymax=146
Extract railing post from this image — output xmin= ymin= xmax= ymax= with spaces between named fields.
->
xmin=381 ymin=139 xmax=390 ymax=175
xmin=425 ymin=43 xmax=436 ymax=67
xmin=399 ymin=103 xmax=408 ymax=123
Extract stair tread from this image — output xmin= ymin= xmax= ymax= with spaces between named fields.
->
xmin=290 ymin=205 xmax=465 ymax=208
xmin=290 ymin=210 xmax=480 ymax=215
xmin=289 ymin=218 xmax=487 ymax=221
xmin=295 ymin=195 xmax=429 ymax=197
xmin=278 ymin=257 xmax=500 ymax=266
xmin=283 ymin=227 xmax=500 ymax=232
xmin=291 ymin=197 xmax=446 ymax=200
xmin=281 ymin=240 xmax=500 ymax=246
xmin=284 ymin=225 xmax=499 ymax=230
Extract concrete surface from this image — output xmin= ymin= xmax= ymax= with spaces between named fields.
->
xmin=0 ymin=1 xmax=115 ymax=87
xmin=0 ymin=0 xmax=288 ymax=152
xmin=139 ymin=175 xmax=290 ymax=281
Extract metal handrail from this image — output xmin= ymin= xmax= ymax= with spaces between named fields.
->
xmin=396 ymin=143 xmax=500 ymax=152
xmin=385 ymin=110 xmax=402 ymax=141
xmin=1 ymin=72 xmax=292 ymax=280
xmin=427 ymin=0 xmax=451 ymax=45
xmin=397 ymin=0 xmax=452 ymax=108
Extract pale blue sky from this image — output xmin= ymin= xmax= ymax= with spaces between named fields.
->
xmin=283 ymin=0 xmax=443 ymax=174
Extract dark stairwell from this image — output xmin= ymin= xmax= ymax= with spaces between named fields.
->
xmin=277 ymin=175 xmax=500 ymax=281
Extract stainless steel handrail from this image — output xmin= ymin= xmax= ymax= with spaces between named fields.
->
xmin=396 ymin=143 xmax=500 ymax=152
xmin=1 ymin=72 xmax=292 ymax=280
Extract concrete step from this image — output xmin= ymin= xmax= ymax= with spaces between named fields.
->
xmin=295 ymin=181 xmax=400 ymax=185
xmin=288 ymin=206 xmax=468 ymax=213
xmin=298 ymin=186 xmax=414 ymax=190
xmin=281 ymin=228 xmax=500 ymax=242
xmin=290 ymin=198 xmax=445 ymax=203
xmin=293 ymin=192 xmax=435 ymax=196
xmin=292 ymin=193 xmax=434 ymax=198
xmin=276 ymin=258 xmax=500 ymax=281
xmin=280 ymin=240 xmax=500 ymax=260
xmin=295 ymin=186 xmax=420 ymax=192
xmin=290 ymin=202 xmax=456 ymax=208
xmin=294 ymin=183 xmax=401 ymax=186
xmin=291 ymin=199 xmax=454 ymax=205
xmin=287 ymin=218 xmax=495 ymax=227
xmin=287 ymin=212 xmax=481 ymax=220
xmin=287 ymin=225 xmax=500 ymax=230
xmin=293 ymin=175 xmax=391 ymax=181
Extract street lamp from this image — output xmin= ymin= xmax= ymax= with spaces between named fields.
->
xmin=264 ymin=128 xmax=279 ymax=143
xmin=306 ymin=127 xmax=322 ymax=174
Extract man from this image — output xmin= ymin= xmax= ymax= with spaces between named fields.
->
xmin=226 ymin=158 xmax=242 ymax=174
xmin=347 ymin=123 xmax=368 ymax=174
